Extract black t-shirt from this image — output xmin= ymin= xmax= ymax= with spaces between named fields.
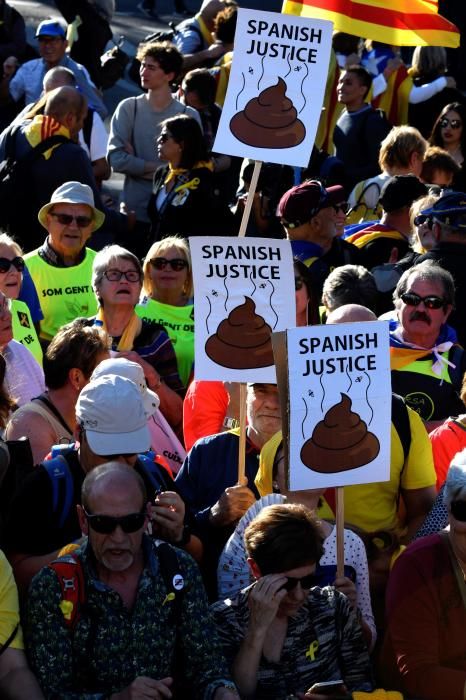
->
xmin=3 ymin=450 xmax=176 ymax=557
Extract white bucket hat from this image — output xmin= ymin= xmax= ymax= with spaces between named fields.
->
xmin=38 ymin=181 xmax=105 ymax=231
xmin=90 ymin=357 xmax=160 ymax=418
xmin=76 ymin=375 xmax=150 ymax=456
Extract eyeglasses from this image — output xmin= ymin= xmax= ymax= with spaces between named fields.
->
xmin=150 ymin=257 xmax=189 ymax=271
xmin=413 ymin=214 xmax=434 ymax=228
xmin=103 ymin=269 xmax=141 ymax=282
xmin=440 ymin=118 xmax=462 ymax=129
xmin=450 ymin=501 xmax=466 ymax=522
xmin=49 ymin=212 xmax=93 ymax=228
xmin=280 ymin=573 xmax=317 ymax=592
xmin=84 ymin=509 xmax=146 ymax=534
xmin=295 ymin=276 xmax=304 ymax=291
xmin=159 ymin=132 xmax=174 ymax=143
xmin=400 ymin=292 xmax=447 ymax=310
xmin=333 ymin=201 xmax=349 ymax=214
xmin=0 ymin=257 xmax=24 ymax=273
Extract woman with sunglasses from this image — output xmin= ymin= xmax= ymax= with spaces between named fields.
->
xmin=211 ymin=503 xmax=373 ymax=699
xmin=137 ymin=236 xmax=194 ymax=388
xmin=0 ymin=234 xmax=42 ymax=366
xmin=91 ymin=245 xmax=183 ymax=434
xmin=381 ymin=449 xmax=466 ymax=700
xmin=148 ymin=114 xmax=230 ymax=241
xmin=429 ymin=102 xmax=466 ymax=191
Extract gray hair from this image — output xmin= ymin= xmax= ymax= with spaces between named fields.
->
xmin=322 ymin=264 xmax=377 ymax=312
xmin=393 ymin=260 xmax=455 ymax=308
xmin=92 ymin=245 xmax=142 ymax=297
xmin=443 ymin=449 xmax=466 ymax=508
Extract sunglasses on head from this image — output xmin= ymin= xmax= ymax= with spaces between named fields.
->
xmin=49 ymin=212 xmax=93 ymax=228
xmin=280 ymin=573 xmax=317 ymax=592
xmin=440 ymin=117 xmax=462 ymax=129
xmin=450 ymin=501 xmax=466 ymax=522
xmin=150 ymin=257 xmax=188 ymax=271
xmin=84 ymin=509 xmax=146 ymax=534
xmin=400 ymin=292 xmax=447 ymax=310
xmin=0 ymin=256 xmax=24 ymax=273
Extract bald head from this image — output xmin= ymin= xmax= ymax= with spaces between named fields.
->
xmin=43 ymin=66 xmax=76 ymax=92
xmin=44 ymin=85 xmax=86 ymax=124
xmin=81 ymin=462 xmax=147 ymax=512
xmin=326 ymin=304 xmax=377 ymax=324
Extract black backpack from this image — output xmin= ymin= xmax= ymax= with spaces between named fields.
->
xmin=0 ymin=128 xmax=68 ymax=235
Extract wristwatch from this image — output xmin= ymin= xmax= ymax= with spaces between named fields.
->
xmin=223 ymin=416 xmax=240 ymax=430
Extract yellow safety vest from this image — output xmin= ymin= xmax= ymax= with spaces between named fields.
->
xmin=25 ymin=248 xmax=98 ymax=341
xmin=11 ymin=298 xmax=43 ymax=365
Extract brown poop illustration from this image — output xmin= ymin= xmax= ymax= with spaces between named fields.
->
xmin=205 ymin=296 xmax=274 ymax=369
xmin=300 ymin=393 xmax=380 ymax=473
xmin=230 ymin=77 xmax=305 ymax=149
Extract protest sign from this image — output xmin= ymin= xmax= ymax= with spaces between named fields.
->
xmin=190 ymin=236 xmax=295 ymax=383
xmin=274 ymin=322 xmax=391 ymax=490
xmin=213 ymin=8 xmax=333 ymax=167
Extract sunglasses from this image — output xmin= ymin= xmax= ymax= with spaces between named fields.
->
xmin=333 ymin=201 xmax=349 ymax=214
xmin=0 ymin=256 xmax=24 ymax=273
xmin=440 ymin=118 xmax=462 ymax=129
xmin=281 ymin=181 xmax=329 ymax=228
xmin=150 ymin=257 xmax=189 ymax=271
xmin=450 ymin=501 xmax=466 ymax=522
xmin=280 ymin=573 xmax=317 ymax=592
xmin=413 ymin=214 xmax=434 ymax=228
xmin=104 ymin=269 xmax=141 ymax=282
xmin=49 ymin=212 xmax=93 ymax=228
xmin=400 ymin=292 xmax=447 ymax=310
xmin=84 ymin=509 xmax=146 ymax=534
xmin=159 ymin=132 xmax=174 ymax=143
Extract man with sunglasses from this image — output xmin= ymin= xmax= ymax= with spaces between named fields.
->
xmin=416 ymin=190 xmax=466 ymax=348
xmin=24 ymin=181 xmax=103 ymax=346
xmin=25 ymin=462 xmax=239 ymax=699
xmin=4 ymin=374 xmax=187 ymax=594
xmin=390 ymin=260 xmax=466 ymax=430
xmin=278 ymin=180 xmax=361 ymax=299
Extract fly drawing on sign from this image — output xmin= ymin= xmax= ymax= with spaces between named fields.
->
xmin=230 ymin=71 xmax=307 ymax=149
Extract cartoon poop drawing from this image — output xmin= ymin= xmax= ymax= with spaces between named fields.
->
xmin=230 ymin=77 xmax=305 ymax=149
xmin=300 ymin=393 xmax=380 ymax=473
xmin=205 ymin=296 xmax=274 ymax=369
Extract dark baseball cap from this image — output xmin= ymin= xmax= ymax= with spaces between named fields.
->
xmin=36 ymin=20 xmax=66 ymax=39
xmin=420 ymin=191 xmax=466 ymax=230
xmin=278 ymin=180 xmax=345 ymax=228
xmin=378 ymin=175 xmax=427 ymax=213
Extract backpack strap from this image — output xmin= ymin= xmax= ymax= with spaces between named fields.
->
xmin=447 ymin=344 xmax=465 ymax=390
xmin=392 ymin=393 xmax=411 ymax=463
xmin=42 ymin=454 xmax=75 ymax=529
xmin=48 ymin=553 xmax=85 ymax=631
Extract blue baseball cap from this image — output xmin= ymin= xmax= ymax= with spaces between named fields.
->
xmin=35 ymin=20 xmax=66 ymax=39
xmin=421 ymin=191 xmax=466 ymax=230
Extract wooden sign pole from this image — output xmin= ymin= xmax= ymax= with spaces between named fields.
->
xmin=236 ymin=160 xmax=262 ymax=484
xmin=336 ymin=486 xmax=345 ymax=578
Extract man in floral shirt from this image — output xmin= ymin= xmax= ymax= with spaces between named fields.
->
xmin=24 ymin=462 xmax=238 ymax=700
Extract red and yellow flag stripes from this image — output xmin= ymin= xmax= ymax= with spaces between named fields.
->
xmin=282 ymin=0 xmax=460 ymax=48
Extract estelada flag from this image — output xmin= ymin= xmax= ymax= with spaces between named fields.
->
xmin=282 ymin=0 xmax=460 ymax=49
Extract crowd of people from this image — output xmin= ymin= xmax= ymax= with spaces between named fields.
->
xmin=0 ymin=0 xmax=465 ymax=698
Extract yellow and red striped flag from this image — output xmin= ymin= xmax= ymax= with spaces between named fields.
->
xmin=282 ymin=0 xmax=460 ymax=48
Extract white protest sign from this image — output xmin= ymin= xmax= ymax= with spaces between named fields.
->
xmin=213 ymin=8 xmax=333 ymax=167
xmin=286 ymin=322 xmax=391 ymax=489
xmin=190 ymin=236 xmax=296 ymax=382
